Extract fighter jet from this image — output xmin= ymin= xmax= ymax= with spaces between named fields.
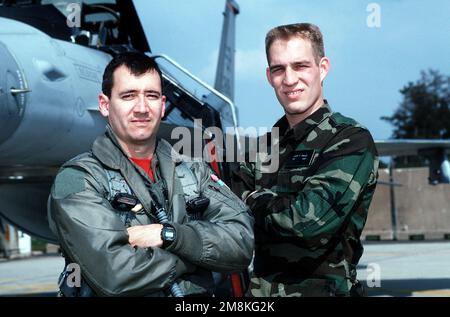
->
xmin=0 ymin=0 xmax=240 ymax=244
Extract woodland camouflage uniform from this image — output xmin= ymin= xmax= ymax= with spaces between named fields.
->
xmin=232 ymin=101 xmax=379 ymax=297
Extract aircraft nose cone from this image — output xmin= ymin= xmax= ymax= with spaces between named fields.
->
xmin=0 ymin=41 xmax=26 ymax=145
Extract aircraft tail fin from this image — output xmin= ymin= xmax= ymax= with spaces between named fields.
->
xmin=214 ymin=0 xmax=239 ymax=102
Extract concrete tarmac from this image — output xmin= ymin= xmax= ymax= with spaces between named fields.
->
xmin=357 ymin=241 xmax=450 ymax=297
xmin=1 ymin=241 xmax=450 ymax=296
xmin=0 ymin=254 xmax=63 ymax=296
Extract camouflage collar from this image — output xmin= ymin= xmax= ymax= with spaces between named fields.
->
xmin=274 ymin=101 xmax=333 ymax=142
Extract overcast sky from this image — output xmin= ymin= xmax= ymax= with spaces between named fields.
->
xmin=134 ymin=0 xmax=450 ymax=140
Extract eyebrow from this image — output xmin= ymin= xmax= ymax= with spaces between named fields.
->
xmin=119 ymin=89 xmax=161 ymax=96
xmin=293 ymin=60 xmax=312 ymax=65
xmin=269 ymin=59 xmax=312 ymax=70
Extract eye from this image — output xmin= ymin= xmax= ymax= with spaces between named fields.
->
xmin=121 ymin=93 xmax=135 ymax=100
xmin=293 ymin=63 xmax=308 ymax=71
xmin=146 ymin=93 xmax=160 ymax=100
xmin=270 ymin=66 xmax=283 ymax=74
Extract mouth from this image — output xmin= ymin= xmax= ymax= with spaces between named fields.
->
xmin=284 ymin=89 xmax=304 ymax=97
xmin=131 ymin=119 xmax=151 ymax=125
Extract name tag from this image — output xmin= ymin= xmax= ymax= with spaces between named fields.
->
xmin=284 ymin=150 xmax=315 ymax=168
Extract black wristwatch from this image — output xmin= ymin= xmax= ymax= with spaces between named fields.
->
xmin=161 ymin=223 xmax=176 ymax=249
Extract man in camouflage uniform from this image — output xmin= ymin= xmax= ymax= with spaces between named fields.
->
xmin=232 ymin=23 xmax=379 ymax=296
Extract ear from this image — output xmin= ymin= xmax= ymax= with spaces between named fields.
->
xmin=319 ymin=57 xmax=330 ymax=83
xmin=160 ymin=95 xmax=166 ymax=118
xmin=266 ymin=67 xmax=274 ymax=88
xmin=98 ymin=93 xmax=110 ymax=117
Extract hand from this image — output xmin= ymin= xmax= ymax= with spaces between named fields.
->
xmin=127 ymin=224 xmax=163 ymax=249
xmin=245 ymin=188 xmax=276 ymax=212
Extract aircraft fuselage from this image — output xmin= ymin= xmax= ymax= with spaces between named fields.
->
xmin=0 ymin=17 xmax=110 ymax=166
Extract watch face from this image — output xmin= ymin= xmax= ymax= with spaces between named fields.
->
xmin=162 ymin=225 xmax=176 ymax=248
xmin=163 ymin=228 xmax=175 ymax=241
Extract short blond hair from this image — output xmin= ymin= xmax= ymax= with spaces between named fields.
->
xmin=265 ymin=23 xmax=325 ymax=65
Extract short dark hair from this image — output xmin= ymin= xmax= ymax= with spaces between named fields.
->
xmin=265 ymin=23 xmax=325 ymax=66
xmin=102 ymin=51 xmax=163 ymax=98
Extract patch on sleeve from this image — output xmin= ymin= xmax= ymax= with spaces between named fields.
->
xmin=53 ymin=168 xmax=86 ymax=199
xmin=210 ymin=174 xmax=228 ymax=188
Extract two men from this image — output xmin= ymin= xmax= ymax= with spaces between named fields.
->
xmin=232 ymin=23 xmax=379 ymax=296
xmin=49 ymin=22 xmax=378 ymax=297
xmin=48 ymin=52 xmax=254 ymax=296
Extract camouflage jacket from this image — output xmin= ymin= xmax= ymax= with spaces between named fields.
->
xmin=232 ymin=102 xmax=379 ymax=297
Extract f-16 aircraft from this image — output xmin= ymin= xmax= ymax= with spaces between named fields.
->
xmin=0 ymin=0 xmax=240 ymax=244
xmin=1 ymin=0 xmax=450 ymax=249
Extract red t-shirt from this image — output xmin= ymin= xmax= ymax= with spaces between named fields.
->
xmin=130 ymin=157 xmax=155 ymax=183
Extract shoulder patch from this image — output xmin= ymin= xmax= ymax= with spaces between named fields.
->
xmin=53 ymin=168 xmax=86 ymax=199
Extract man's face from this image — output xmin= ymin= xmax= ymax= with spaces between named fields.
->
xmin=99 ymin=65 xmax=165 ymax=147
xmin=266 ymin=37 xmax=329 ymax=124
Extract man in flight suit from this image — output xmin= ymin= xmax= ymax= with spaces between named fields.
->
xmin=48 ymin=52 xmax=254 ymax=296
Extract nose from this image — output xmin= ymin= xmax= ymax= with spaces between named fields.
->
xmin=282 ymin=66 xmax=298 ymax=87
xmin=133 ymin=94 xmax=149 ymax=113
